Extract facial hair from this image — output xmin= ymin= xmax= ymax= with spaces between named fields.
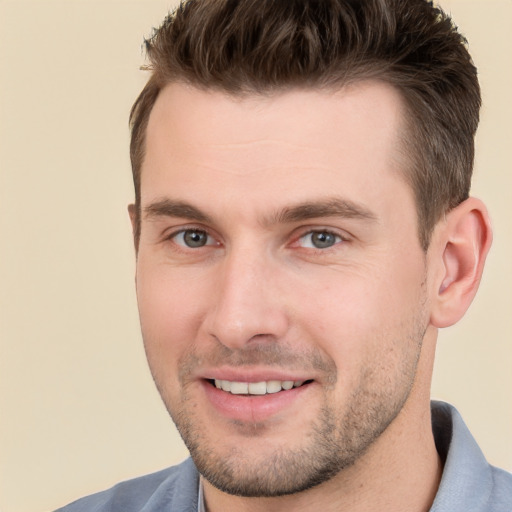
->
xmin=148 ymin=310 xmax=427 ymax=498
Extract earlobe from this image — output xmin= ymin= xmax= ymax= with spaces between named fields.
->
xmin=430 ymin=197 xmax=492 ymax=328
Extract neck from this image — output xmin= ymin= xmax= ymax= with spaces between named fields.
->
xmin=203 ymin=332 xmax=442 ymax=512
xmin=202 ymin=403 xmax=442 ymax=512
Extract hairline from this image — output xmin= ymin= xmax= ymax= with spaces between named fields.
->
xmin=131 ymin=77 xmax=440 ymax=251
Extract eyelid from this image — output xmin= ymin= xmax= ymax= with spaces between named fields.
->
xmin=161 ymin=224 xmax=220 ymax=247
xmin=177 ymin=231 xmax=216 ymax=248
xmin=291 ymin=227 xmax=349 ymax=250
xmin=159 ymin=223 xmax=349 ymax=250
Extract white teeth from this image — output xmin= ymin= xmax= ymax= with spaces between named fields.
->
xmin=248 ymin=381 xmax=267 ymax=395
xmin=230 ymin=381 xmax=249 ymax=394
xmin=213 ymin=379 xmax=307 ymax=395
xmin=266 ymin=380 xmax=282 ymax=394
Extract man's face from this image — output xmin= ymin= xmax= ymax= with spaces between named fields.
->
xmin=134 ymin=82 xmax=433 ymax=496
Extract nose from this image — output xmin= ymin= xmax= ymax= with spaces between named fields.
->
xmin=205 ymin=247 xmax=290 ymax=350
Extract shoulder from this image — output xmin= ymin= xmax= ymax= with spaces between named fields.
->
xmin=54 ymin=458 xmax=199 ymax=512
xmin=431 ymin=401 xmax=512 ymax=512
xmin=488 ymin=465 xmax=512 ymax=511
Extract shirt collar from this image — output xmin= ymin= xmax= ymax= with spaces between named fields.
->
xmin=198 ymin=476 xmax=206 ymax=512
xmin=195 ymin=402 xmax=502 ymax=512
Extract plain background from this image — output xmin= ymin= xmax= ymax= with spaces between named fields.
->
xmin=0 ymin=1 xmax=511 ymax=511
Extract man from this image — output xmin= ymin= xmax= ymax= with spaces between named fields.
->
xmin=57 ymin=0 xmax=512 ymax=510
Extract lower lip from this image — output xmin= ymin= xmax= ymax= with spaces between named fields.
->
xmin=201 ymin=380 xmax=311 ymax=423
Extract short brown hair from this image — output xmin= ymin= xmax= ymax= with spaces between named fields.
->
xmin=130 ymin=0 xmax=481 ymax=250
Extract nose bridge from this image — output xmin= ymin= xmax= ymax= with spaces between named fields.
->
xmin=207 ymin=242 xmax=288 ymax=349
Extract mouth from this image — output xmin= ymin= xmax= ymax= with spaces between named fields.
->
xmin=201 ymin=376 xmax=315 ymax=423
xmin=207 ymin=378 xmax=314 ymax=395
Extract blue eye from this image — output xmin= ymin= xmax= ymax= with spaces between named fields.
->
xmin=298 ymin=231 xmax=342 ymax=249
xmin=173 ymin=229 xmax=214 ymax=248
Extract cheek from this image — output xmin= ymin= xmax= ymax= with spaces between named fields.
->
xmin=135 ymin=262 xmax=211 ymax=369
xmin=296 ymin=258 xmax=427 ymax=374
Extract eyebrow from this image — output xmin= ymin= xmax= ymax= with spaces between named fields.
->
xmin=143 ymin=199 xmax=213 ymax=224
xmin=143 ymin=197 xmax=378 ymax=226
xmin=268 ymin=198 xmax=378 ymax=225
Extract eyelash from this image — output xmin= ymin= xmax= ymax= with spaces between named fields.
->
xmin=164 ymin=227 xmax=218 ymax=249
xmin=162 ymin=227 xmax=348 ymax=252
xmin=293 ymin=229 xmax=346 ymax=251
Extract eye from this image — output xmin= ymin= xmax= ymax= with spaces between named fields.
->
xmin=173 ymin=229 xmax=216 ymax=248
xmin=297 ymin=230 xmax=343 ymax=249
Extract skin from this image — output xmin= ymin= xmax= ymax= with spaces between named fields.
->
xmin=130 ymin=81 xmax=492 ymax=512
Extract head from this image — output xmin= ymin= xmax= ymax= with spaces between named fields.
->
xmin=128 ymin=0 xmax=491 ymax=502
xmin=130 ymin=0 xmax=481 ymax=251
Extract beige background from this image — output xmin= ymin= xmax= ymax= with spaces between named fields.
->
xmin=0 ymin=1 xmax=510 ymax=511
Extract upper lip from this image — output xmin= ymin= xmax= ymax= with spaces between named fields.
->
xmin=199 ymin=367 xmax=315 ymax=383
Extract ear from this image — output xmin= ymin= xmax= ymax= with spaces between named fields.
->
xmin=429 ymin=197 xmax=492 ymax=328
xmin=128 ymin=204 xmax=139 ymax=253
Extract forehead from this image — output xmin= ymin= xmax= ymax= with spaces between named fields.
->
xmin=141 ymin=81 xmax=410 ymax=220
xmin=145 ymin=81 xmax=405 ymax=155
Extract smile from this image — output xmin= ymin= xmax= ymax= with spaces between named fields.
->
xmin=212 ymin=379 xmax=308 ymax=395
xmin=202 ymin=377 xmax=314 ymax=422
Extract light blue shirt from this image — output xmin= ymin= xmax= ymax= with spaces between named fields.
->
xmin=56 ymin=401 xmax=512 ymax=511
xmin=197 ymin=479 xmax=205 ymax=512
xmin=430 ymin=401 xmax=512 ymax=511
